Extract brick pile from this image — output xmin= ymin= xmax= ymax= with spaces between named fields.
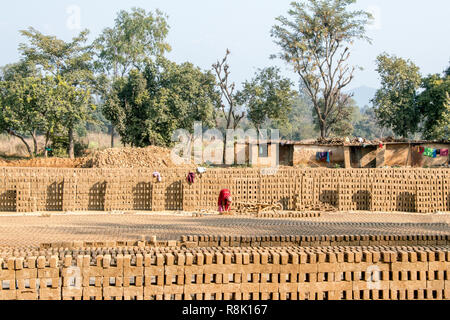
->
xmin=0 ymin=244 xmax=448 ymax=300
xmin=1 ymin=168 xmax=450 ymax=214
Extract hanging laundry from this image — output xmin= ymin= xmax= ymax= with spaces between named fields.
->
xmin=152 ymin=172 xmax=162 ymax=182
xmin=197 ymin=167 xmax=207 ymax=174
xmin=440 ymin=149 xmax=449 ymax=157
xmin=423 ymin=148 xmax=433 ymax=157
xmin=187 ymin=172 xmax=196 ymax=184
xmin=436 ymin=149 xmax=441 ymax=155
xmin=316 ymin=152 xmax=328 ymax=162
xmin=326 ymin=151 xmax=332 ymax=163
xmin=432 ymin=149 xmax=437 ymax=158
xmin=378 ymin=143 xmax=383 ymax=149
xmin=418 ymin=146 xmax=425 ymax=154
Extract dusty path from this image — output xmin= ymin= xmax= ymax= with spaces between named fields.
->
xmin=0 ymin=211 xmax=448 ymax=248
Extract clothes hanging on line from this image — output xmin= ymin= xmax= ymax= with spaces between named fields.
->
xmin=440 ymin=149 xmax=449 ymax=157
xmin=187 ymin=172 xmax=196 ymax=184
xmin=197 ymin=167 xmax=207 ymax=174
xmin=316 ymin=151 xmax=332 ymax=163
xmin=152 ymin=172 xmax=162 ymax=182
xmin=423 ymin=148 xmax=433 ymax=157
xmin=432 ymin=149 xmax=437 ymax=158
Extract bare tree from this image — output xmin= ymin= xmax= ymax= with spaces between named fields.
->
xmin=271 ymin=0 xmax=372 ymax=138
xmin=212 ymin=49 xmax=245 ymax=163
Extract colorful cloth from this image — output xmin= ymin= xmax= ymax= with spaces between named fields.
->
xmin=218 ymin=189 xmax=232 ymax=212
xmin=440 ymin=149 xmax=449 ymax=157
xmin=197 ymin=167 xmax=207 ymax=174
xmin=152 ymin=172 xmax=162 ymax=182
xmin=326 ymin=152 xmax=331 ymax=163
xmin=423 ymin=148 xmax=433 ymax=157
xmin=317 ymin=152 xmax=331 ymax=162
xmin=187 ymin=172 xmax=196 ymax=184
xmin=418 ymin=146 xmax=425 ymax=154
xmin=432 ymin=149 xmax=437 ymax=158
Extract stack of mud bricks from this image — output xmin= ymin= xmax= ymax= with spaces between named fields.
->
xmin=1 ymin=245 xmax=449 ymax=300
xmin=61 ymin=169 xmax=77 ymax=211
xmin=29 ymin=169 xmax=65 ymax=212
xmin=0 ymin=168 xmax=17 ymax=212
xmin=1 ymin=167 xmax=450 ymax=214
xmin=153 ymin=169 xmax=186 ymax=211
xmin=71 ymin=169 xmax=106 ymax=211
xmin=0 ymin=255 xmax=60 ymax=300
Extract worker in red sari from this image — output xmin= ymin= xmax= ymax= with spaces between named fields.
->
xmin=218 ymin=189 xmax=232 ymax=213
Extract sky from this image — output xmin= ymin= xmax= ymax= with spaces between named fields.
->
xmin=0 ymin=0 xmax=449 ymax=91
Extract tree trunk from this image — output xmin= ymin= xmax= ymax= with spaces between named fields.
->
xmin=110 ymin=125 xmax=115 ymax=148
xmin=7 ymin=129 xmax=33 ymax=158
xmin=68 ymin=127 xmax=75 ymax=159
xmin=31 ymin=130 xmax=38 ymax=157
xmin=320 ymin=125 xmax=326 ymax=139
xmin=44 ymin=131 xmax=50 ymax=158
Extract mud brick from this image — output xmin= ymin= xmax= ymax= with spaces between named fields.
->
xmin=82 ymin=287 xmax=102 ymax=300
xmin=37 ymin=257 xmax=46 ymax=269
xmin=185 ymin=253 xmax=194 ymax=266
xmin=215 ymin=252 xmax=224 ymax=265
xmin=16 ymin=289 xmax=38 ymax=300
xmin=40 ymin=288 xmax=61 ymax=300
xmin=123 ymin=287 xmax=144 ymax=300
xmin=38 ymin=268 xmax=59 ymax=278
xmin=16 ymin=268 xmax=37 ymax=280
xmin=103 ymin=286 xmax=124 ymax=300
xmin=345 ymin=252 xmax=354 ymax=263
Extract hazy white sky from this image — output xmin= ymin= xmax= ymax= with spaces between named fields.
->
xmin=0 ymin=0 xmax=449 ymax=90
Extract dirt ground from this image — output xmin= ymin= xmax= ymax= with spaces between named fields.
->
xmin=0 ymin=211 xmax=448 ymax=249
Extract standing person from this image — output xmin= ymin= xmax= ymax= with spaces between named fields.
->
xmin=218 ymin=189 xmax=232 ymax=213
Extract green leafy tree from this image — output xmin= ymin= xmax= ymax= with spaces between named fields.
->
xmin=372 ymin=53 xmax=422 ymax=138
xmin=95 ymin=7 xmax=171 ymax=147
xmin=417 ymin=68 xmax=450 ymax=140
xmin=19 ymin=27 xmax=95 ymax=158
xmin=271 ymin=0 xmax=372 ymax=138
xmin=322 ymin=94 xmax=357 ymax=137
xmin=353 ymin=106 xmax=394 ymax=139
xmin=106 ymin=59 xmax=219 ymax=147
xmin=0 ymin=64 xmax=61 ymax=157
xmin=237 ymin=67 xmax=297 ymax=134
xmin=271 ymin=95 xmax=319 ymax=141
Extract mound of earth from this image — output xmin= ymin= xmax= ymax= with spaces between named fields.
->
xmin=0 ymin=157 xmax=84 ymax=168
xmin=82 ymin=146 xmax=194 ymax=169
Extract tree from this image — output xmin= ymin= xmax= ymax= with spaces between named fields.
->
xmin=19 ymin=27 xmax=95 ymax=158
xmin=0 ymin=64 xmax=61 ymax=158
xmin=271 ymin=0 xmax=372 ymax=138
xmin=353 ymin=106 xmax=394 ymax=139
xmin=94 ymin=7 xmax=171 ymax=147
xmin=372 ymin=53 xmax=422 ymax=138
xmin=105 ymin=58 xmax=219 ymax=147
xmin=237 ymin=67 xmax=297 ymax=133
xmin=212 ymin=50 xmax=247 ymax=163
xmin=417 ymin=68 xmax=450 ymax=140
xmin=319 ymin=94 xmax=357 ymax=137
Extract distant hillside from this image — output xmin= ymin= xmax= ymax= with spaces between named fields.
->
xmin=346 ymin=86 xmax=377 ymax=109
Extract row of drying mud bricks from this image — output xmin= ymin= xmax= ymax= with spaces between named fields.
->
xmin=0 ymin=246 xmax=449 ymax=300
xmin=0 ymin=234 xmax=448 ymax=260
xmin=24 ymin=235 xmax=449 ymax=252
xmin=1 ymin=168 xmax=450 ymax=213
